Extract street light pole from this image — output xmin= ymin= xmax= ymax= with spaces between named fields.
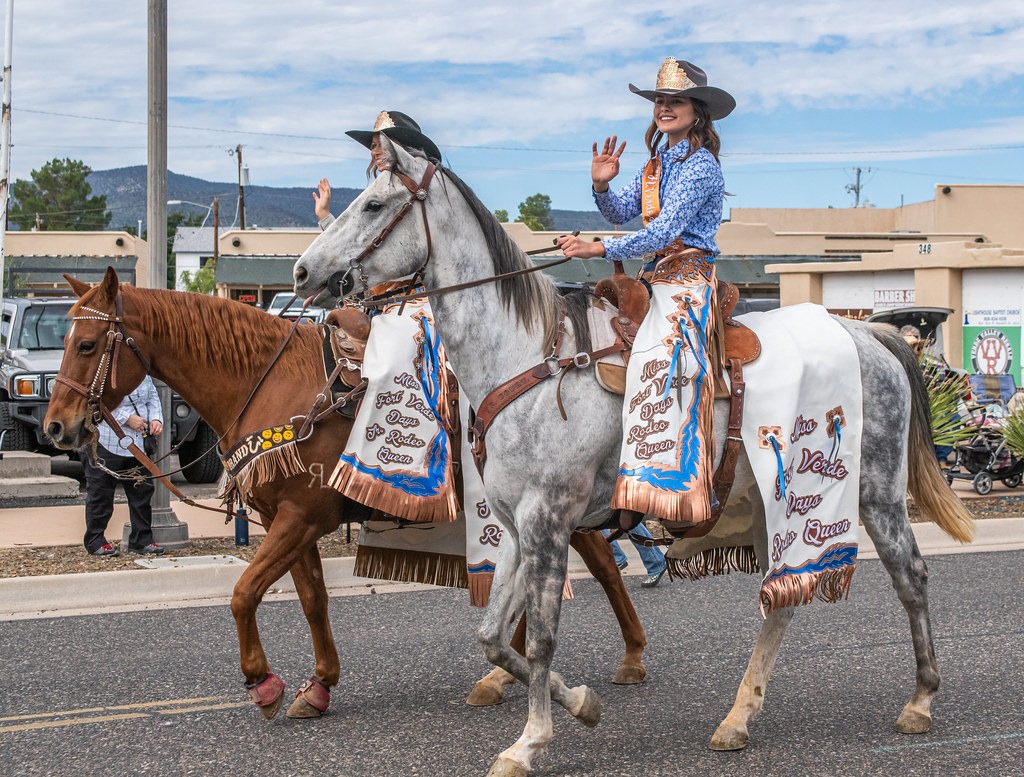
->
xmin=134 ymin=0 xmax=189 ymax=549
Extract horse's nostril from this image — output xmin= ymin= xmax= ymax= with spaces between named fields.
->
xmin=47 ymin=421 xmax=63 ymax=440
xmin=295 ymin=266 xmax=308 ymax=285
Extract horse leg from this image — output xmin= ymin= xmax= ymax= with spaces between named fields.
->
xmin=284 ymin=545 xmax=341 ymax=718
xmin=483 ymin=520 xmax=600 ymax=777
xmin=231 ymin=506 xmax=328 ymax=719
xmin=710 ymin=606 xmax=795 ymax=751
xmin=570 ymin=530 xmax=647 ymax=684
xmin=466 ymin=614 xmax=524 ymax=706
xmin=862 ymin=505 xmax=939 ymax=734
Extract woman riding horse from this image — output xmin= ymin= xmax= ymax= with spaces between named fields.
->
xmin=557 ymin=57 xmax=735 ymax=536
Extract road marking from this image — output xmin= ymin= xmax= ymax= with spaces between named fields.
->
xmin=0 ymin=713 xmax=150 ymax=733
xmin=871 ymin=732 xmax=1024 ymax=752
xmin=0 ymin=696 xmax=250 ymax=735
xmin=0 ymin=695 xmax=227 ymax=722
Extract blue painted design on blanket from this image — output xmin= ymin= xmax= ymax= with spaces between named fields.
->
xmin=467 ymin=562 xmax=497 ymax=574
xmin=762 ymin=543 xmax=858 ymax=585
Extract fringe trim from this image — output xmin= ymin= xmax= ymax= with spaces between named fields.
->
xmin=469 ymin=571 xmax=495 ymax=608
xmin=328 ymin=458 xmax=457 ymax=523
xmin=759 ymin=565 xmax=857 ymax=616
xmin=354 ymin=546 xmax=468 ymax=589
xmin=232 ymin=443 xmax=306 ymax=501
xmin=666 ymin=545 xmax=760 ymax=582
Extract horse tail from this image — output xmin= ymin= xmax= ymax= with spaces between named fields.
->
xmin=870 ymin=323 xmax=975 ymax=543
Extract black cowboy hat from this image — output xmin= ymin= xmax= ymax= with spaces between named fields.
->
xmin=345 ymin=110 xmax=442 ymax=163
xmin=629 ymin=58 xmax=736 ymax=121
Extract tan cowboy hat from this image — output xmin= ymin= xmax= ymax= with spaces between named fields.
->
xmin=346 ymin=110 xmax=442 ymax=163
xmin=629 ymin=58 xmax=736 ymax=120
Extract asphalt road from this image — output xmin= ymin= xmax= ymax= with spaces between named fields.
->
xmin=1 ymin=551 xmax=1021 ymax=776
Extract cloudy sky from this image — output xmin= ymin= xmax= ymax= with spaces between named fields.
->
xmin=6 ymin=1 xmax=1024 ymax=220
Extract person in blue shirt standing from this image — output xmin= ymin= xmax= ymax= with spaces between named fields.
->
xmin=82 ymin=375 xmax=166 ymax=556
xmin=557 ymin=57 xmax=735 ymax=537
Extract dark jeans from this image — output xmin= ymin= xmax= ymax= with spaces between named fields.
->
xmin=82 ymin=446 xmax=156 ymax=553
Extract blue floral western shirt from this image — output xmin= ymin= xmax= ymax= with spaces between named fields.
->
xmin=594 ymin=141 xmax=724 ymax=262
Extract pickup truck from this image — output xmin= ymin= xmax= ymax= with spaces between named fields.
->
xmin=0 ymin=296 xmax=222 ymax=483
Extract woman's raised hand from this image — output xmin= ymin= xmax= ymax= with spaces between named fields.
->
xmin=591 ymin=136 xmax=626 ymax=193
xmin=312 ymin=178 xmax=332 ymax=220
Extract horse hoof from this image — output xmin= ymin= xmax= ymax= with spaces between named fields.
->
xmin=573 ymin=687 xmax=602 ymax=728
xmin=285 ymin=677 xmax=330 ymax=718
xmin=486 ymin=756 xmax=529 ymax=777
xmin=895 ymin=703 xmax=932 ymax=734
xmin=612 ymin=663 xmax=647 ymax=685
xmin=466 ymin=681 xmax=506 ymax=707
xmin=286 ymin=695 xmax=324 ymax=718
xmin=709 ymin=722 xmax=749 ymax=751
xmin=246 ymin=672 xmax=286 ymax=720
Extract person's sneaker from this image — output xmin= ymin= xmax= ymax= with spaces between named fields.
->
xmin=90 ymin=543 xmax=120 ymax=557
xmin=616 ymin=559 xmax=628 ymax=571
xmin=640 ymin=568 xmax=666 ymax=588
xmin=125 ymin=543 xmax=165 ymax=556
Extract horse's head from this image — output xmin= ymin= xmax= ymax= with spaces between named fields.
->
xmin=294 ymin=136 xmax=437 ymax=306
xmin=44 ymin=267 xmax=151 ymax=450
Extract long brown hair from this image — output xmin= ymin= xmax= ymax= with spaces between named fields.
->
xmin=644 ymin=98 xmax=721 ymax=163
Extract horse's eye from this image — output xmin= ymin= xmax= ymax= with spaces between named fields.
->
xmin=365 ymin=200 xmax=384 ymax=213
xmin=76 ymin=341 xmax=95 ymax=355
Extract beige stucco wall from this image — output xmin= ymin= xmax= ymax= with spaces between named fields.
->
xmin=4 ymin=230 xmax=150 ymax=286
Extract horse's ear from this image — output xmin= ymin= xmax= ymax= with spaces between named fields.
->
xmin=64 ymin=275 xmax=91 ymax=298
xmin=379 ymin=134 xmax=400 ymax=171
xmin=94 ymin=266 xmax=121 ymax=303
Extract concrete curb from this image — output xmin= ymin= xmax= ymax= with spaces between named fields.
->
xmin=1 ymin=518 xmax=1022 ymax=621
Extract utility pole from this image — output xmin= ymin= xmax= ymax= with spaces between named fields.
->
xmin=138 ymin=0 xmax=189 ymax=549
xmin=235 ymin=144 xmax=246 ymax=230
xmin=845 ymin=166 xmax=871 ymax=208
xmin=212 ymin=196 xmax=219 ymax=263
xmin=0 ymin=0 xmax=12 ymax=314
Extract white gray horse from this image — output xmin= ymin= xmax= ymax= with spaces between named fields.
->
xmin=293 ymin=137 xmax=974 ymax=777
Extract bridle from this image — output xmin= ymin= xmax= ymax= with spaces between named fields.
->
xmin=326 ymin=163 xmax=437 ymax=300
xmin=54 ymin=296 xmax=150 ymax=430
xmin=323 ymin=160 xmax=574 ymax=308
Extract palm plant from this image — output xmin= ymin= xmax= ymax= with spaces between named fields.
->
xmin=922 ymin=360 xmax=973 ymax=449
xmin=999 ymin=402 xmax=1024 ymax=459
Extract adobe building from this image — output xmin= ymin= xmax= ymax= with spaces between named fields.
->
xmin=1 ymin=231 xmax=148 ymax=296
xmin=771 ymin=240 xmax=1024 ymax=383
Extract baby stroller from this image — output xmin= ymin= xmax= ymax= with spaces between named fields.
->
xmin=945 ymin=378 xmax=1024 ymax=495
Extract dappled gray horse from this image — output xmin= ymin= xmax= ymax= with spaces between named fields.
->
xmin=293 ymin=137 xmax=974 ymax=777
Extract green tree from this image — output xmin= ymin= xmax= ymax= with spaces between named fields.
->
xmin=179 ymin=262 xmax=216 ymax=294
xmin=515 ymin=193 xmax=553 ymax=231
xmin=493 ymin=208 xmax=509 ymax=223
xmin=9 ymin=158 xmax=111 ymax=231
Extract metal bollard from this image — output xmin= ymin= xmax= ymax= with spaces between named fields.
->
xmin=235 ymin=506 xmax=250 ymax=547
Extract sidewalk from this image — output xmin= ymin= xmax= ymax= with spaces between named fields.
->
xmin=1 ymin=487 xmax=1022 ymax=620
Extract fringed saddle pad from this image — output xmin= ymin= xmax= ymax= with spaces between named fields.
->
xmin=740 ymin=304 xmax=862 ymax=615
xmin=220 ymin=423 xmax=304 ymax=502
xmin=329 ymin=300 xmax=458 ymax=523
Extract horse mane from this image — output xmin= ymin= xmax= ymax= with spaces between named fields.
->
xmin=417 ymin=163 xmax=576 ymax=350
xmin=75 ymin=286 xmax=322 ymax=380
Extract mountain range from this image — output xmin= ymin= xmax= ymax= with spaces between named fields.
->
xmin=86 ymin=166 xmax=640 ymax=233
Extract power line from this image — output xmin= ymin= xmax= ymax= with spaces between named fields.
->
xmin=15 ymin=106 xmax=1024 ymax=158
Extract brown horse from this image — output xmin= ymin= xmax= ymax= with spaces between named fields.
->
xmin=43 ymin=268 xmax=647 ymax=719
